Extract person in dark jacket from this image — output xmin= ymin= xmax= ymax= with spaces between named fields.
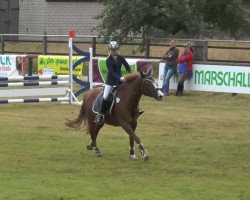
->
xmin=161 ymin=39 xmax=179 ymax=96
xmin=95 ymin=41 xmax=132 ymax=124
xmin=175 ymin=43 xmax=194 ymax=96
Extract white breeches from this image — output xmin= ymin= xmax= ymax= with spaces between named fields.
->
xmin=103 ymin=84 xmax=113 ymax=100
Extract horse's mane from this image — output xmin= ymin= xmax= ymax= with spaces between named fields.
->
xmin=124 ymin=73 xmax=140 ymax=83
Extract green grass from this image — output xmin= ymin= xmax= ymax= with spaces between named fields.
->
xmin=0 ymin=92 xmax=249 ymax=200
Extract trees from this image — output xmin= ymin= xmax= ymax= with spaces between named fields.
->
xmin=202 ymin=0 xmax=250 ymax=38
xmin=95 ymin=0 xmax=250 ymax=41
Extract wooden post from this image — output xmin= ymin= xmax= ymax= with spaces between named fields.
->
xmin=43 ymin=32 xmax=47 ymax=55
xmin=28 ymin=57 xmax=33 ymax=76
xmin=92 ymin=37 xmax=96 ymax=57
xmin=145 ymin=38 xmax=150 ymax=59
xmin=0 ymin=35 xmax=4 ymax=54
xmin=203 ymin=40 xmax=208 ymax=61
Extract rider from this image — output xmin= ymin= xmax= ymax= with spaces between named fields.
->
xmin=95 ymin=41 xmax=132 ymax=124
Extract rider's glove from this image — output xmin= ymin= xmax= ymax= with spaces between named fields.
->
xmin=120 ymin=77 xmax=125 ymax=82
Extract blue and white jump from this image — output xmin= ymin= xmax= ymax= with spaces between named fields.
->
xmin=0 ymin=80 xmax=69 ymax=87
xmin=0 ymin=36 xmax=93 ymax=105
xmin=0 ymin=74 xmax=73 ymax=104
xmin=0 ymin=75 xmax=69 ymax=81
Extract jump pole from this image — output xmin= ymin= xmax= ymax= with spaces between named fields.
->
xmin=0 ymin=74 xmax=70 ymax=104
xmin=0 ymin=31 xmax=90 ymax=105
xmin=68 ymin=30 xmax=81 ymax=105
xmin=89 ymin=47 xmax=93 ymax=89
xmin=67 ymin=30 xmax=93 ymax=105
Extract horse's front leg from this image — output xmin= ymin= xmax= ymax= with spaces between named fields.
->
xmin=129 ymin=136 xmax=138 ymax=160
xmin=121 ymin=122 xmax=149 ymax=161
xmin=129 ymin=121 xmax=138 ymax=160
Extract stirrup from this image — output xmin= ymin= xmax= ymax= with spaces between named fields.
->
xmin=138 ymin=109 xmax=144 ymax=117
xmin=94 ymin=114 xmax=104 ymax=124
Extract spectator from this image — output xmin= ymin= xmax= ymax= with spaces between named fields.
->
xmin=161 ymin=39 xmax=179 ymax=96
xmin=175 ymin=43 xmax=194 ymax=96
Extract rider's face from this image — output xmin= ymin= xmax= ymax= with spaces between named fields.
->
xmin=184 ymin=46 xmax=190 ymax=53
xmin=110 ymin=49 xmax=118 ymax=56
xmin=169 ymin=40 xmax=176 ymax=47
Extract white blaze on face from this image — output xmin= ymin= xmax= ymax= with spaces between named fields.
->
xmin=152 ymin=80 xmax=164 ymax=98
xmin=153 ymin=80 xmax=164 ymax=97
xmin=152 ymin=82 xmax=158 ymax=89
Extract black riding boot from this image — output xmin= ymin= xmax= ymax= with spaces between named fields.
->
xmin=95 ymin=99 xmax=108 ymax=124
xmin=176 ymin=83 xmax=184 ymax=96
xmin=175 ymin=83 xmax=181 ymax=96
xmin=179 ymin=84 xmax=184 ymax=96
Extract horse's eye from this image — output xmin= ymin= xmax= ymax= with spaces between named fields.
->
xmin=145 ymin=81 xmax=150 ymax=86
xmin=147 ymin=82 xmax=153 ymax=88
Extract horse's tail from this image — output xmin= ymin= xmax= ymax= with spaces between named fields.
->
xmin=65 ymin=102 xmax=88 ymax=130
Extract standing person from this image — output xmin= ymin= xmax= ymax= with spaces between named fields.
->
xmin=161 ymin=39 xmax=179 ymax=96
xmin=175 ymin=43 xmax=194 ymax=96
xmin=95 ymin=41 xmax=132 ymax=124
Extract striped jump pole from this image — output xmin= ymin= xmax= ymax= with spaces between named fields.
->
xmin=0 ymin=97 xmax=69 ymax=104
xmin=0 ymin=80 xmax=69 ymax=87
xmin=68 ymin=30 xmax=93 ymax=103
xmin=0 ymin=74 xmax=71 ymax=104
xmin=69 ymin=33 xmax=74 ymax=104
xmin=0 ymin=75 xmax=69 ymax=82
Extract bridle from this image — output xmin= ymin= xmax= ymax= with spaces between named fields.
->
xmin=142 ymin=77 xmax=160 ymax=98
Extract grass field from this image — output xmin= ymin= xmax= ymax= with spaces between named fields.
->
xmin=0 ymin=92 xmax=249 ymax=200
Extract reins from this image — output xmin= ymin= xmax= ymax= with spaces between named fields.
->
xmin=119 ymin=75 xmax=158 ymax=98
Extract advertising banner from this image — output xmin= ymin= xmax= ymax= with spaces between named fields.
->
xmin=0 ymin=55 xmax=26 ymax=77
xmin=158 ymin=63 xmax=250 ymax=94
xmin=38 ymin=55 xmax=83 ymax=78
xmin=93 ymin=57 xmax=153 ymax=83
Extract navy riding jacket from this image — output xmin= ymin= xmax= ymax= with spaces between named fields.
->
xmin=105 ymin=55 xmax=131 ymax=86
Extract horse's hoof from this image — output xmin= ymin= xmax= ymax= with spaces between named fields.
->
xmin=129 ymin=154 xmax=138 ymax=160
xmin=87 ymin=145 xmax=93 ymax=150
xmin=143 ymin=150 xmax=150 ymax=162
xmin=143 ymin=155 xmax=150 ymax=162
xmin=93 ymin=147 xmax=102 ymax=157
xmin=96 ymin=152 xmax=103 ymax=157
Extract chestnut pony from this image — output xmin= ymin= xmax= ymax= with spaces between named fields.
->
xmin=65 ymin=70 xmax=163 ymax=161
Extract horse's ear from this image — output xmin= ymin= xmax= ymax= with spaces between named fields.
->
xmin=140 ymin=63 xmax=152 ymax=78
xmin=140 ymin=69 xmax=152 ymax=78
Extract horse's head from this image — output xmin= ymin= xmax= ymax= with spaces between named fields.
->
xmin=140 ymin=70 xmax=164 ymax=101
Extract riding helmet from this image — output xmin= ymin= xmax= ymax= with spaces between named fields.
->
xmin=108 ymin=41 xmax=119 ymax=50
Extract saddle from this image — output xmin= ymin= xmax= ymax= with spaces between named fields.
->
xmin=92 ymin=86 xmax=119 ymax=114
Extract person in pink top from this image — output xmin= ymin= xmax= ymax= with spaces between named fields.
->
xmin=175 ymin=44 xmax=194 ymax=96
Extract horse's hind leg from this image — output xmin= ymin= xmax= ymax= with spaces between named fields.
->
xmin=87 ymin=123 xmax=104 ymax=157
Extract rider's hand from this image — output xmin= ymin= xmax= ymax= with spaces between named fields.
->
xmin=120 ymin=77 xmax=125 ymax=82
